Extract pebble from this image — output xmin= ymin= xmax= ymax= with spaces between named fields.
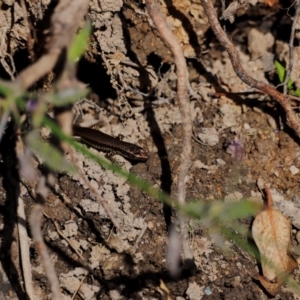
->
xmin=296 ymin=231 xmax=300 ymax=244
xmin=224 ymin=191 xmax=243 ymax=202
xmin=290 ymin=165 xmax=299 ymax=175
xmin=216 ymin=158 xmax=226 ymax=166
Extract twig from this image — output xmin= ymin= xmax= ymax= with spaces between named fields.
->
xmin=70 ymin=227 xmax=115 ymax=300
xmin=201 ymin=0 xmax=300 ymax=138
xmin=145 ymin=0 xmax=194 ymax=262
xmin=134 ymin=222 xmax=147 ymax=246
xmin=209 ymin=90 xmax=300 ymax=104
xmin=17 ymin=196 xmax=36 ymax=300
xmin=53 ymin=183 xmax=72 ymax=203
xmin=288 ymin=94 xmax=300 ymax=101
xmin=0 ymin=53 xmax=16 ymax=80
xmin=30 ymin=175 xmax=62 ymax=300
xmin=30 ymin=33 xmax=85 ymax=296
xmin=53 ymin=220 xmax=84 ymax=260
xmin=283 ymin=0 xmax=300 ymax=94
xmin=71 ymin=274 xmax=86 ymax=300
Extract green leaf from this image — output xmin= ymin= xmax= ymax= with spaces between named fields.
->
xmin=0 ymin=82 xmax=13 ymax=97
xmin=275 ymin=60 xmax=286 ymax=83
xmin=68 ymin=22 xmax=91 ymax=62
xmin=50 ymin=87 xmax=89 ymax=106
xmin=26 ymin=130 xmax=75 ymax=173
xmin=274 ymin=60 xmax=294 ymax=88
xmin=183 ymin=200 xmax=261 ymax=220
xmin=287 ymin=78 xmax=294 ymax=90
xmin=293 ymin=88 xmax=300 ymax=97
xmin=219 ymin=200 xmax=261 ymax=220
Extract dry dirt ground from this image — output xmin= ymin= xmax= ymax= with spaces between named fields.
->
xmin=1 ymin=0 xmax=300 ymax=299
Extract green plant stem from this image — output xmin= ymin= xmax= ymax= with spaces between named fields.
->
xmin=42 ymin=117 xmax=261 ymax=220
xmin=43 ymin=117 xmax=175 ymax=205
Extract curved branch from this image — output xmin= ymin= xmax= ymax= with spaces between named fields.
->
xmin=17 ymin=0 xmax=89 ymax=90
xmin=201 ymin=0 xmax=300 ymax=138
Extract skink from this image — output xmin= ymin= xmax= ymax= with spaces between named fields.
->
xmin=72 ymin=125 xmax=149 ymax=162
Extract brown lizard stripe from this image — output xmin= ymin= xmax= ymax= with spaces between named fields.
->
xmin=72 ymin=125 xmax=149 ymax=162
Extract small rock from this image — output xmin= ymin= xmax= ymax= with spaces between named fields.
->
xmin=270 ymin=189 xmax=300 ymax=229
xmin=220 ymin=103 xmax=242 ymax=129
xmin=186 ymin=282 xmax=205 ymax=300
xmin=224 ymin=192 xmax=243 ymax=202
xmin=48 ymin=230 xmax=59 ymax=241
xmin=204 ymin=286 xmax=212 ymax=295
xmin=248 ymin=27 xmax=274 ymax=59
xmin=79 ymin=239 xmax=89 ymax=250
xmin=62 ymin=221 xmax=78 ymax=238
xmin=243 ymin=123 xmax=251 ymax=130
xmin=289 ymin=244 xmax=300 ymax=256
xmin=296 ymin=231 xmax=300 ymax=244
xmin=248 ymin=0 xmax=259 ymax=5
xmin=224 ymin=240 xmax=233 ymax=247
xmin=109 ymin=289 xmax=122 ymax=300
xmin=147 ymin=221 xmax=154 ymax=230
xmin=195 ymin=127 xmax=219 ymax=146
xmin=231 ymin=276 xmax=241 ymax=287
xmin=250 ymin=190 xmax=262 ymax=200
xmin=90 ymin=179 xmax=98 ymax=189
xmin=267 ymin=115 xmax=277 ymax=130
xmin=290 ymin=165 xmax=299 ymax=175
xmin=192 ymin=160 xmax=218 ymax=174
xmin=257 ymin=177 xmax=265 ymax=190
xmin=262 ymin=53 xmax=275 ymax=72
xmin=216 ymin=158 xmax=226 ymax=166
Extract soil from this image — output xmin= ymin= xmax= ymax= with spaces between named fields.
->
xmin=0 ymin=0 xmax=300 ymax=299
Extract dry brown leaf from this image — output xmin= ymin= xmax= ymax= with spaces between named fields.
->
xmin=252 ymin=188 xmax=297 ymax=295
xmin=256 ymin=274 xmax=281 ymax=296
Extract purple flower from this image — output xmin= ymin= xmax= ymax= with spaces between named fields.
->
xmin=226 ymin=139 xmax=245 ymax=161
xmin=26 ymin=99 xmax=38 ymax=112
